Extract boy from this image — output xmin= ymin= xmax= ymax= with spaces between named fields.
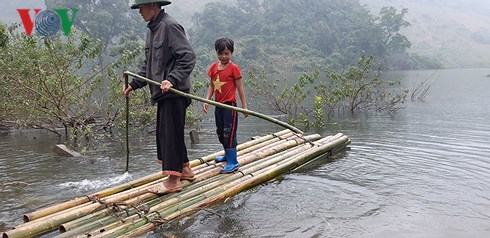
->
xmin=203 ymin=38 xmax=247 ymax=173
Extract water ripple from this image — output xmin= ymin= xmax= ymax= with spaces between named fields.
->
xmin=58 ymin=172 xmax=134 ymax=192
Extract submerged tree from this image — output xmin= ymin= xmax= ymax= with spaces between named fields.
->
xmin=318 ymin=55 xmax=408 ymax=113
xmin=246 ymin=70 xmax=317 ymax=119
xmin=0 ymin=23 xmax=142 ymax=143
xmin=0 ymin=25 xmax=103 ymax=136
xmin=245 ymin=55 xmax=409 ymax=130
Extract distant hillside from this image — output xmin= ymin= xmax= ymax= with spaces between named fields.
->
xmin=359 ymin=0 xmax=490 ymax=68
xmin=2 ymin=0 xmax=488 ymax=69
xmin=173 ymin=0 xmax=490 ymax=69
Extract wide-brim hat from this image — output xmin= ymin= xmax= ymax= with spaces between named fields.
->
xmin=131 ymin=0 xmax=171 ymax=9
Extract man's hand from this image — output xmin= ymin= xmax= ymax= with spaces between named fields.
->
xmin=123 ymin=85 xmax=133 ymax=97
xmin=160 ymin=80 xmax=173 ymax=92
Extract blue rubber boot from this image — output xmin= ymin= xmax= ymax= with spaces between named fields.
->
xmin=215 ymin=155 xmax=226 ymax=163
xmin=221 ymin=148 xmax=239 ymax=173
xmin=215 ymin=149 xmax=226 ymax=163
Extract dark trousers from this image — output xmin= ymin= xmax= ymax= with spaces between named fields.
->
xmin=215 ymin=101 xmax=238 ymax=148
xmin=156 ymin=97 xmax=190 ymax=176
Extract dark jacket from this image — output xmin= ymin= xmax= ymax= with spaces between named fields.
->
xmin=129 ymin=10 xmax=196 ymax=103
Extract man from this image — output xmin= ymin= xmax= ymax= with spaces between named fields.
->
xmin=124 ymin=0 xmax=196 ymax=195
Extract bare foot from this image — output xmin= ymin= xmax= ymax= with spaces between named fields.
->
xmin=147 ymin=182 xmax=182 ymax=195
xmin=181 ymin=164 xmax=196 ymax=181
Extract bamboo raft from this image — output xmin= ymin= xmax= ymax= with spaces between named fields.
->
xmin=1 ymin=129 xmax=350 ymax=238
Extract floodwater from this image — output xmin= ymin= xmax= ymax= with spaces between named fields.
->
xmin=1 ymin=69 xmax=489 ymax=237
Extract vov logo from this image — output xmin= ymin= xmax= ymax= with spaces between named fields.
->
xmin=17 ymin=9 xmax=79 ymax=37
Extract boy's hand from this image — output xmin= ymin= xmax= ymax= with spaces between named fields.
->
xmin=243 ymin=107 xmax=248 ymax=118
xmin=203 ymin=103 xmax=209 ymax=113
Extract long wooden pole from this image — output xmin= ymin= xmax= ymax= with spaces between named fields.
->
xmin=123 ymin=71 xmax=304 ymax=134
xmin=124 ymin=74 xmax=130 ymax=172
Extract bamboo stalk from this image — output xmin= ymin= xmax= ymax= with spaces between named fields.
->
xmin=90 ymin=170 xmax=260 ymax=237
xmin=165 ymin=133 xmax=318 ymax=195
xmin=236 ymin=132 xmax=295 ymax=155
xmin=98 ymin=136 xmax=349 ymax=237
xmin=53 ymin=131 xmax=303 ymax=236
xmin=191 ymin=132 xmax=296 ymax=174
xmin=86 ymin=135 xmax=338 ymax=237
xmin=186 ymin=140 xmax=322 ymax=194
xmin=186 ymin=134 xmax=320 ymax=185
xmin=125 ymin=135 xmax=347 ymax=238
xmin=6 ymin=178 xmax=175 ymax=238
xmin=172 ymin=132 xmax=319 ymax=197
xmin=22 ymin=172 xmax=164 ymax=222
xmin=88 ymin=165 xmax=274 ymax=237
xmin=57 ymin=180 xmax=164 ymax=234
xmin=123 ymin=71 xmax=303 ymax=134
xmin=124 ymin=74 xmax=130 ymax=172
xmin=7 ymin=130 xmax=332 ymax=238
xmin=57 ymin=177 xmax=195 ymax=237
xmin=57 ymin=209 xmax=107 ymax=234
xmin=20 ymin=139 xmax=301 ymax=238
xmin=58 ymin=134 xmax=320 ymax=237
xmin=239 ymin=135 xmax=333 ymax=171
xmin=191 ymin=131 xmax=293 ymax=172
xmin=23 ymin=130 xmax=287 ymax=225
xmin=190 ymin=129 xmax=291 ymax=169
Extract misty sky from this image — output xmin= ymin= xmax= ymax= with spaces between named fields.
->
xmin=0 ymin=0 xmax=46 ymax=24
xmin=2 ymin=0 xmax=489 ymax=68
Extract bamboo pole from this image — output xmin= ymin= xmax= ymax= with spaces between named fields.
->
xmin=11 ymin=173 xmax=188 ymax=238
xmin=23 ymin=130 xmax=288 ymax=224
xmin=57 ymin=134 xmax=318 ymax=236
xmin=54 ymin=135 xmax=347 ymax=238
xmin=22 ymin=172 xmax=164 ymax=222
xmin=6 ymin=130 xmax=328 ymax=238
xmin=7 ymin=131 xmax=304 ymax=238
xmin=58 ymin=147 xmax=306 ymax=237
xmin=123 ymin=71 xmax=303 ymax=134
xmin=190 ymin=129 xmax=292 ymax=169
xmin=237 ymin=132 xmax=296 ymax=155
xmin=103 ymin=136 xmax=342 ymax=237
xmin=124 ymin=74 xmax=130 ymax=172
xmin=191 ymin=132 xmax=295 ymax=174
xmin=57 ymin=175 xmax=198 ymax=236
xmin=88 ymin=161 xmax=287 ymax=237
xmin=96 ymin=169 xmax=264 ymax=237
xmin=61 ymin=134 xmax=298 ymax=230
xmin=124 ymin=137 xmax=346 ymax=236
xmin=57 ymin=179 xmax=169 ymax=234
xmin=185 ymin=134 xmax=320 ymax=184
xmin=95 ymin=135 xmax=349 ymax=237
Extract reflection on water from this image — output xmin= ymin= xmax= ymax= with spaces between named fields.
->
xmin=1 ymin=69 xmax=490 ymax=237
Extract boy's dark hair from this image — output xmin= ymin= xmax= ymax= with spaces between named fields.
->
xmin=215 ymin=37 xmax=234 ymax=53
